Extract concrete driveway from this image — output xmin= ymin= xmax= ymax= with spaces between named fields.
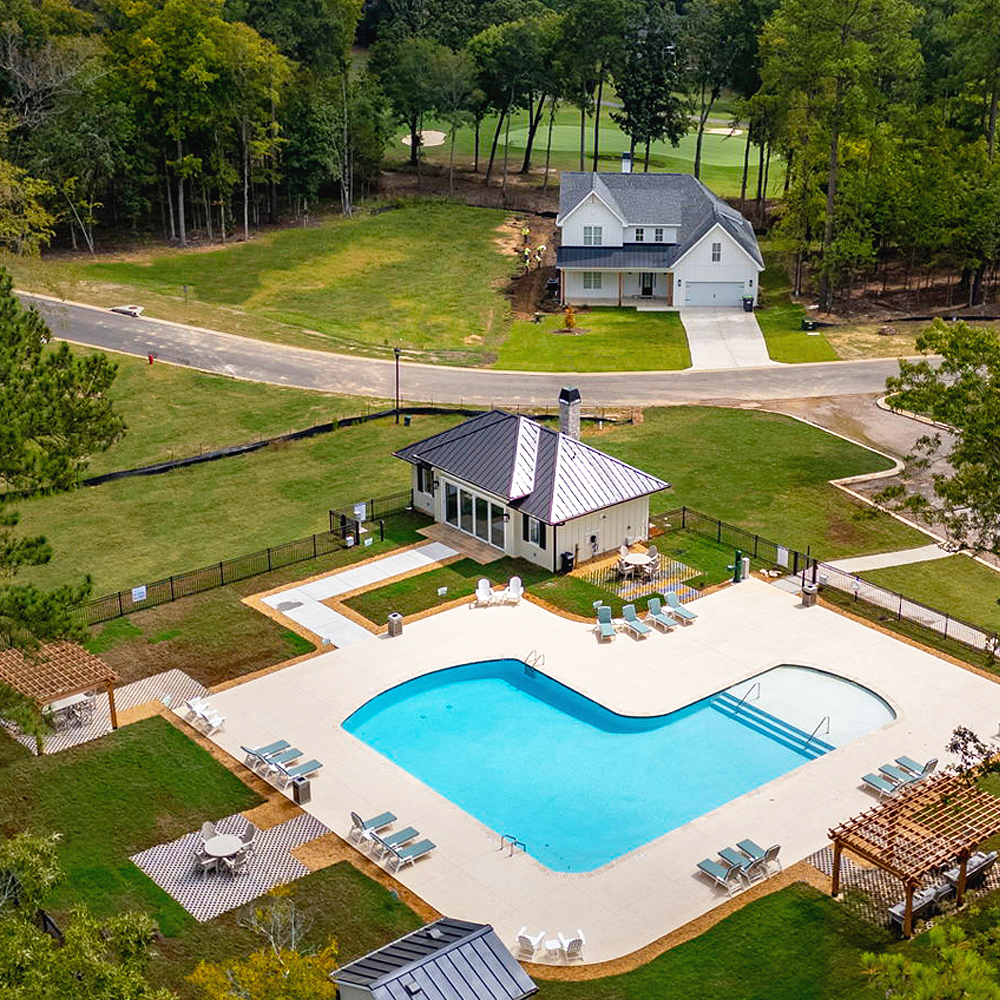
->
xmin=681 ymin=307 xmax=776 ymax=370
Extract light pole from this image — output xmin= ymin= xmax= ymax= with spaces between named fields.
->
xmin=394 ymin=346 xmax=401 ymax=424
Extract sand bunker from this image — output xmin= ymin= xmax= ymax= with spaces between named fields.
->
xmin=400 ymin=130 xmax=447 ymax=147
xmin=706 ymin=127 xmax=744 ymax=136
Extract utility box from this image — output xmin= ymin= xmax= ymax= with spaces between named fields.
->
xmin=387 ymin=612 xmax=404 ymax=637
xmin=802 ymin=583 xmax=818 ymax=607
xmin=292 ymin=776 xmax=311 ymax=805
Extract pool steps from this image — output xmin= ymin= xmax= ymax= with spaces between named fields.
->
xmin=709 ymin=692 xmax=835 ymax=760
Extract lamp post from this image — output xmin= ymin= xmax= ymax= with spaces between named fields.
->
xmin=394 ymin=346 xmax=401 ymax=424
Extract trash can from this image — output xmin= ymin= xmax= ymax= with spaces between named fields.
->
xmin=403 ymin=414 xmax=411 ymax=427
xmin=560 ymin=551 xmax=575 ymax=574
xmin=802 ymin=583 xmax=818 ymax=607
xmin=387 ymin=612 xmax=404 ymax=637
xmin=742 ymin=295 xmax=754 ymax=313
xmin=801 ymin=318 xmax=817 ymax=331
xmin=291 ymin=776 xmax=311 ymax=805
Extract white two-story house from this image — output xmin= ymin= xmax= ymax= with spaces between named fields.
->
xmin=555 ymin=161 xmax=764 ymax=309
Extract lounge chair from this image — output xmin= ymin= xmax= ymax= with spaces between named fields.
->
xmin=506 ymin=576 xmax=523 ymax=604
xmin=349 ymin=810 xmax=397 ymax=843
xmin=696 ymin=857 xmax=745 ymax=895
xmin=737 ymin=840 xmax=782 ymax=875
xmin=369 ymin=827 xmax=419 ymax=859
xmin=516 ymin=927 xmax=545 ymax=959
xmin=201 ymin=711 xmax=226 ymax=736
xmin=621 ymin=604 xmax=651 ymax=639
xmin=558 ymin=930 xmax=585 ymax=962
xmin=262 ymin=748 xmax=302 ymax=776
xmin=242 ymin=740 xmax=290 ymax=770
xmin=386 ymin=838 xmax=435 ymax=871
xmin=596 ymin=605 xmax=616 ymax=641
xmin=862 ymin=772 xmax=902 ymax=798
xmin=719 ymin=846 xmax=755 ymax=874
xmin=472 ymin=578 xmax=494 ymax=607
xmin=879 ymin=763 xmax=916 ymax=785
xmin=183 ymin=697 xmax=209 ymax=722
xmin=665 ymin=591 xmax=697 ymax=622
xmin=645 ymin=597 xmax=676 ymax=632
xmin=897 ymin=756 xmax=937 ymax=778
xmin=277 ymin=759 xmax=322 ymax=786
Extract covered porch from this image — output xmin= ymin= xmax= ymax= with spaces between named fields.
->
xmin=560 ymin=267 xmax=675 ymax=308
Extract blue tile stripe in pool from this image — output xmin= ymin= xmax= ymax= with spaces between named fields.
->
xmin=343 ymin=660 xmax=857 ymax=873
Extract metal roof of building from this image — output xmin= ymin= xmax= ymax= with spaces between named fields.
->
xmin=394 ymin=411 xmax=669 ymax=524
xmin=557 ymin=172 xmax=763 ymax=269
xmin=556 ymin=244 xmax=680 ymax=269
xmin=331 ymin=918 xmax=537 ymax=1000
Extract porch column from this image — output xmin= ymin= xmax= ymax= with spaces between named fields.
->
xmin=830 ymin=840 xmax=842 ymax=896
xmin=106 ymin=681 xmax=118 ymax=730
xmin=903 ymin=880 xmax=916 ymax=937
xmin=618 ymin=272 xmax=623 ymax=307
xmin=956 ymin=848 xmax=971 ymax=906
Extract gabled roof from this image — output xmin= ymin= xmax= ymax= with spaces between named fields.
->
xmin=331 ymin=918 xmax=537 ymax=1000
xmin=557 ymin=172 xmax=763 ymax=269
xmin=394 ymin=411 xmax=669 ymax=524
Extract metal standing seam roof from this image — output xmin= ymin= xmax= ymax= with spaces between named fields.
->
xmin=557 ymin=171 xmax=764 ymax=269
xmin=332 ymin=918 xmax=537 ymax=1000
xmin=394 ymin=411 xmax=669 ymax=524
xmin=556 ymin=245 xmax=680 ymax=270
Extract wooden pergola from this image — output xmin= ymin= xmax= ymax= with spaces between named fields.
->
xmin=830 ymin=771 xmax=1000 ymax=936
xmin=0 ymin=641 xmax=119 ymax=733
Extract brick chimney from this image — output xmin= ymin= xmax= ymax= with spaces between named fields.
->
xmin=558 ymin=387 xmax=582 ymax=440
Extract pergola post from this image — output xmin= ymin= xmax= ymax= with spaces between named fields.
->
xmin=831 ymin=839 xmax=843 ymax=896
xmin=903 ymin=880 xmax=916 ymax=938
xmin=956 ymin=848 xmax=971 ymax=906
xmin=106 ymin=681 xmax=118 ymax=730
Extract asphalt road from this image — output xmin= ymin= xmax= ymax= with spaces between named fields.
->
xmin=23 ymin=292 xmax=909 ymax=406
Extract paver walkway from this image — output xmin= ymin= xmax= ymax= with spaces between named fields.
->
xmin=826 ymin=543 xmax=952 ymax=574
xmin=680 ymin=307 xmax=775 ymax=370
xmin=260 ymin=542 xmax=457 ymax=645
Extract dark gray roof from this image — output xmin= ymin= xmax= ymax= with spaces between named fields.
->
xmin=394 ymin=411 xmax=669 ymax=524
xmin=557 ymin=172 xmax=763 ymax=269
xmin=556 ymin=244 xmax=680 ymax=269
xmin=332 ymin=918 xmax=537 ymax=1000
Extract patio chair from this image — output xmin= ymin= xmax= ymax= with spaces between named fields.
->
xmin=223 ymin=847 xmax=251 ymax=877
xmin=596 ymin=605 xmax=616 ymax=642
xmin=557 ymin=930 xmax=586 ymax=962
xmin=645 ymin=597 xmax=676 ymax=632
xmin=616 ymin=558 xmax=634 ymax=580
xmin=263 ymin=748 xmax=302 ymax=777
xmin=665 ymin=591 xmax=697 ymax=623
xmin=696 ymin=857 xmax=745 ymax=896
xmin=200 ymin=821 xmax=217 ymax=842
xmin=349 ymin=810 xmax=397 ymax=843
xmin=879 ymin=763 xmax=916 ymax=785
xmin=240 ymin=820 xmax=257 ymax=847
xmin=862 ymin=772 xmax=903 ymax=798
xmin=201 ymin=711 xmax=226 ymax=736
xmin=516 ymin=927 xmax=545 ymax=960
xmin=896 ymin=756 xmax=937 ymax=779
xmin=472 ymin=578 xmax=494 ymax=607
xmin=386 ymin=838 xmax=436 ymax=872
xmin=183 ymin=697 xmax=209 ymax=722
xmin=719 ymin=846 xmax=760 ymax=880
xmin=621 ymin=604 xmax=651 ymax=639
xmin=369 ymin=827 xmax=419 ymax=859
xmin=243 ymin=740 xmax=290 ymax=769
xmin=504 ymin=576 xmax=523 ymax=605
xmin=277 ymin=759 xmax=323 ymax=786
xmin=737 ymin=840 xmax=782 ymax=875
xmin=619 ymin=544 xmax=629 ymax=558
xmin=194 ymin=851 xmax=219 ymax=878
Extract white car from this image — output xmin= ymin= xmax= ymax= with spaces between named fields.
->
xmin=110 ymin=304 xmax=144 ymax=317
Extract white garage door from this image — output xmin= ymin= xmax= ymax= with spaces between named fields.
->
xmin=685 ymin=281 xmax=745 ymax=306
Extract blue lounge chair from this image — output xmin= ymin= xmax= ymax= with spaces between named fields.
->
xmin=645 ymin=597 xmax=676 ymax=631
xmin=737 ymin=840 xmax=782 ymax=874
xmin=665 ymin=591 xmax=697 ymax=622
xmin=369 ymin=827 xmax=419 ymax=858
xmin=276 ymin=759 xmax=322 ymax=786
xmin=242 ymin=739 xmax=289 ymax=765
xmin=622 ymin=604 xmax=651 ymax=639
xmin=349 ymin=810 xmax=397 ymax=843
xmin=596 ymin=605 xmax=616 ymax=641
xmin=897 ymin=756 xmax=937 ymax=778
xmin=387 ymin=838 xmax=436 ymax=871
xmin=696 ymin=858 xmax=744 ymax=895
xmin=879 ymin=763 xmax=916 ymax=785
xmin=862 ymin=772 xmax=901 ymax=798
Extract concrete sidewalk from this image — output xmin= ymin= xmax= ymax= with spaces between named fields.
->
xmin=826 ymin=543 xmax=953 ymax=574
xmin=680 ymin=307 xmax=776 ymax=370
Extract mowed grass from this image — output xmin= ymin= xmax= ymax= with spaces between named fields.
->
xmin=74 ymin=346 xmax=387 ymax=475
xmin=756 ymin=252 xmax=838 ymax=363
xmin=13 ymin=413 xmax=464 ymax=594
xmin=538 ymin=883 xmax=888 ymax=1000
xmin=497 ymin=309 xmax=690 ymax=371
xmin=0 ymin=717 xmax=262 ymax=936
xmin=861 ymin=555 xmax=1000 ymax=633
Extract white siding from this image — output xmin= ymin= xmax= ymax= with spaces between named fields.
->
xmin=556 ymin=497 xmax=652 ymax=564
xmin=626 ymin=226 xmax=678 ymax=244
xmin=411 ymin=465 xmax=435 ymax=516
xmin=560 ymin=195 xmax=624 ymax=247
xmin=563 ymin=269 xmax=619 ymax=305
xmin=673 ymin=225 xmax=760 ymax=305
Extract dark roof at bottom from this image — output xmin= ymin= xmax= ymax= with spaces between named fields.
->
xmin=332 ymin=918 xmax=537 ymax=1000
xmin=556 ymin=244 xmax=679 ymax=270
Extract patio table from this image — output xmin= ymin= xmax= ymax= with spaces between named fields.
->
xmin=622 ymin=553 xmax=652 ymax=567
xmin=203 ymin=834 xmax=243 ymax=859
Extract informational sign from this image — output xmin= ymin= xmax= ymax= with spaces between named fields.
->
xmin=132 ymin=585 xmax=147 ymax=603
xmin=364 ymin=537 xmax=373 ymax=547
xmin=437 ymin=587 xmax=448 ymax=597
xmin=353 ymin=502 xmax=367 ymax=523
xmin=776 ymin=546 xmax=789 ymax=568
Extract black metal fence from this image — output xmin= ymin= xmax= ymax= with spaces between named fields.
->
xmin=328 ymin=489 xmax=415 ymax=532
xmin=76 ymin=490 xmax=415 ymax=627
xmin=658 ymin=505 xmax=998 ymax=658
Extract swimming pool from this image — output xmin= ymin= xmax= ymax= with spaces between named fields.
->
xmin=343 ymin=660 xmax=894 ymax=872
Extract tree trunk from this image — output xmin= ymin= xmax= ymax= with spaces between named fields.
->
xmin=819 ymin=116 xmax=841 ymax=313
xmin=165 ymin=155 xmax=175 ymax=241
xmin=542 ymin=100 xmax=557 ymax=193
xmin=754 ymin=140 xmax=765 ymax=218
xmin=520 ymin=94 xmax=547 ymax=173
xmin=485 ymin=105 xmax=506 ymax=185
xmin=739 ymin=128 xmax=751 ymax=208
xmin=408 ymin=115 xmax=420 ymax=167
xmin=203 ymin=183 xmax=213 ymax=241
xmin=176 ymin=138 xmax=187 ymax=248
xmin=761 ymin=142 xmax=771 ymax=211
xmin=341 ymin=71 xmax=353 ymax=217
xmin=972 ymin=263 xmax=986 ymax=306
xmin=473 ymin=118 xmax=480 ymax=172
xmin=579 ymin=103 xmax=585 ymax=171
xmin=242 ymin=123 xmax=251 ymax=242
xmin=988 ymin=72 xmax=999 ymax=161
xmin=783 ymin=146 xmax=793 ymax=194
xmin=219 ymin=194 xmax=226 ymax=243
xmin=693 ymin=82 xmax=717 ymax=180
xmin=501 ymin=96 xmax=512 ymax=204
xmin=449 ymin=128 xmax=456 ymax=196
xmin=591 ymin=72 xmax=604 ymax=172
xmin=644 ymin=138 xmax=651 ymax=171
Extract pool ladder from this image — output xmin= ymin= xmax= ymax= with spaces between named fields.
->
xmin=524 ymin=650 xmax=545 ymax=675
xmin=804 ymin=715 xmax=831 ymax=750
xmin=500 ymin=834 xmax=527 ymax=857
xmin=732 ymin=681 xmax=761 ymax=712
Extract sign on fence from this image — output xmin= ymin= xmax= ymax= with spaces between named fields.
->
xmin=353 ymin=502 xmax=367 ymax=523
xmin=131 ymin=585 xmax=147 ymax=603
xmin=776 ymin=546 xmax=789 ymax=568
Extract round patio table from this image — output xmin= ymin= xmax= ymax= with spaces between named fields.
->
xmin=203 ymin=834 xmax=243 ymax=859
xmin=623 ymin=553 xmax=652 ymax=567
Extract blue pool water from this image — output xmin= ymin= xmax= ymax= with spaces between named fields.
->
xmin=343 ymin=660 xmax=877 ymax=872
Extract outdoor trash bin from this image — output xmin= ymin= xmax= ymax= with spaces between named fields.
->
xmin=802 ymin=583 xmax=818 ymax=607
xmin=560 ymin=552 xmax=575 ymax=574
xmin=292 ymin=776 xmax=311 ymax=805
xmin=801 ymin=318 xmax=817 ymax=331
xmin=387 ymin=612 xmax=403 ymax=637
xmin=742 ymin=295 xmax=754 ymax=312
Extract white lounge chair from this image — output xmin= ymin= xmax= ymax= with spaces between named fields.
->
xmin=516 ymin=927 xmax=545 ymax=959
xmin=349 ymin=810 xmax=397 ymax=843
xmin=472 ymin=578 xmax=494 ymax=607
xmin=386 ymin=838 xmax=435 ymax=871
xmin=201 ymin=711 xmax=226 ymax=736
xmin=665 ymin=591 xmax=697 ymax=623
xmin=558 ymin=930 xmax=585 ymax=962
xmin=502 ymin=576 xmax=523 ymax=604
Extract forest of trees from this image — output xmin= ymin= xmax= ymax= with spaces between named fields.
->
xmin=1 ymin=0 xmax=1000 ymax=307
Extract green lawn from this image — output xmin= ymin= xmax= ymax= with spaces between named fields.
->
xmin=497 ymin=309 xmax=690 ymax=371
xmin=861 ymin=555 xmax=1000 ymax=633
xmin=0 ymin=717 xmax=262 ymax=936
xmin=73 ymin=346 xmax=388 ymax=476
xmin=756 ymin=251 xmax=838 ymax=363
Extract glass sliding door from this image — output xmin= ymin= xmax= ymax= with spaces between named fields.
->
xmin=445 ymin=483 xmax=458 ymax=526
xmin=490 ymin=503 xmax=505 ymax=548
xmin=460 ymin=490 xmax=474 ymax=533
xmin=475 ymin=497 xmax=489 ymax=541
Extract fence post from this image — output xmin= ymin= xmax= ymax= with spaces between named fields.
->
xmin=753 ymin=534 xmax=759 ymax=559
xmin=716 ymin=519 xmax=721 ymax=543
xmin=170 ymin=576 xmax=175 ymax=601
xmin=681 ymin=506 xmax=687 ymax=529
xmin=943 ymin=614 xmax=949 ymax=639
xmin=267 ymin=547 xmax=272 ymax=571
xmin=811 ymin=559 xmax=818 ymax=585
xmin=219 ymin=561 xmax=225 ymax=586
xmin=792 ymin=550 xmax=799 ymax=575
xmin=380 ymin=519 xmax=385 ymax=542
xmin=313 ymin=534 xmax=317 ymax=558
xmin=898 ymin=593 xmax=903 ymax=620
xmin=118 ymin=591 xmax=124 ymax=617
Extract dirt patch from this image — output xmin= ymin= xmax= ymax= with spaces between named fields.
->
xmin=495 ymin=212 xmax=559 ymax=318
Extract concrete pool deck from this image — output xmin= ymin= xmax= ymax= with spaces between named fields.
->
xmin=198 ymin=577 xmax=1000 ymax=964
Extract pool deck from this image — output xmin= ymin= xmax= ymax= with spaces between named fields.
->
xmin=200 ymin=577 xmax=1000 ymax=964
